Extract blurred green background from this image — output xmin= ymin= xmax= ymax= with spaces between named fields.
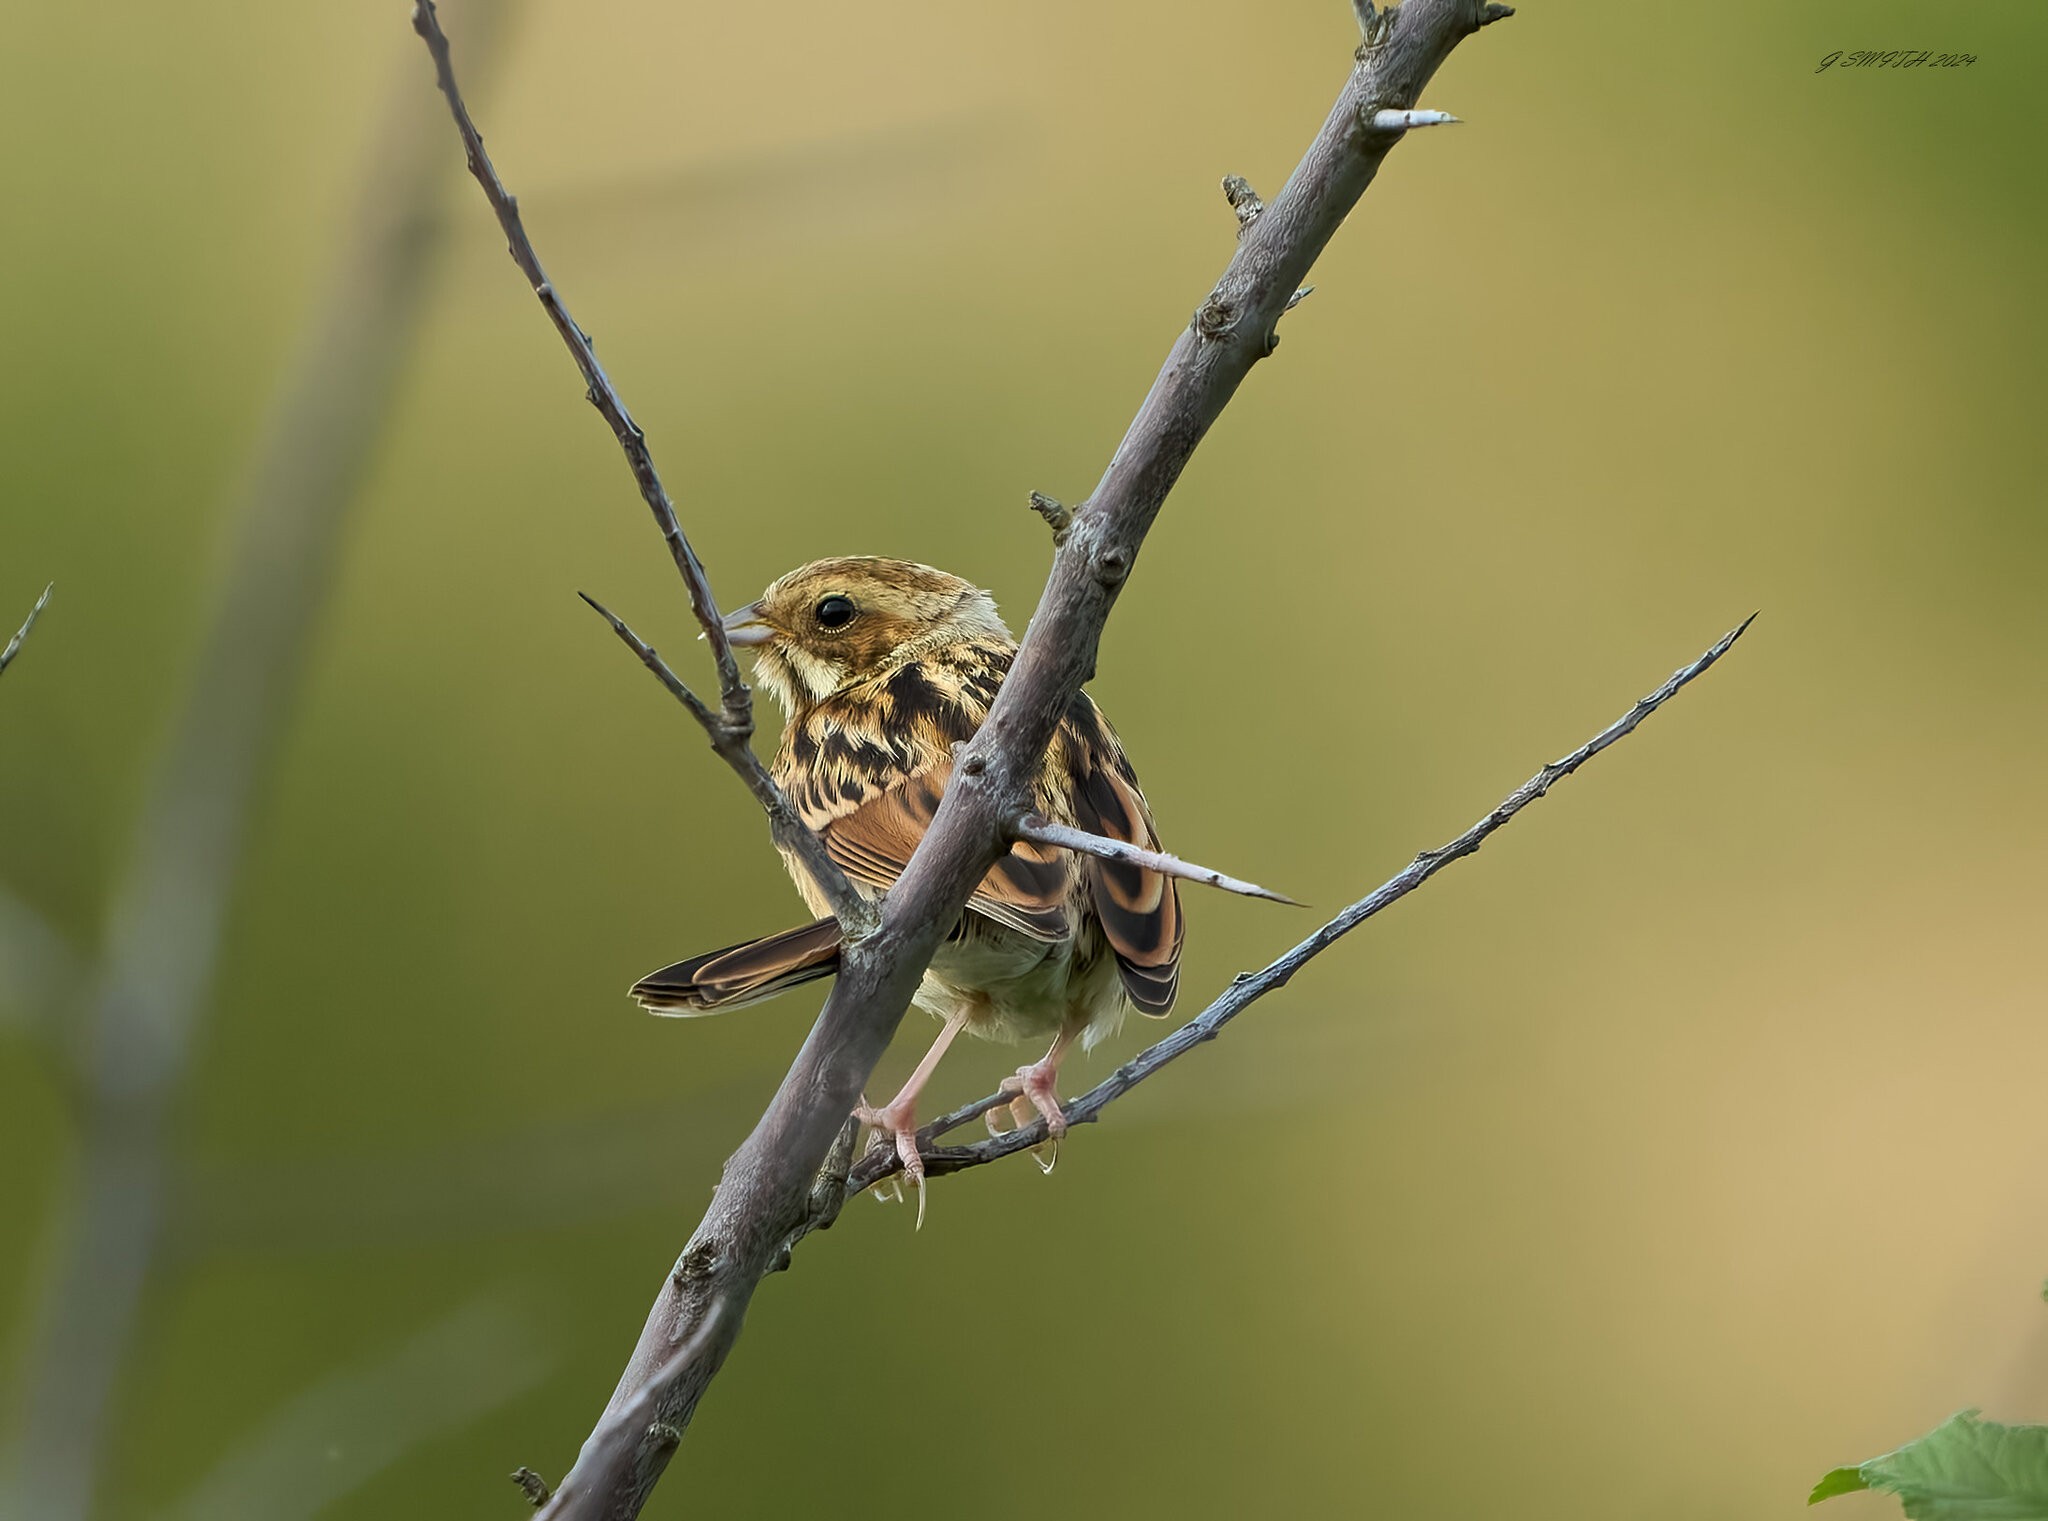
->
xmin=4 ymin=1 xmax=2045 ymax=1517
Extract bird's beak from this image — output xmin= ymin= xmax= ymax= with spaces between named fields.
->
xmin=716 ymin=602 xmax=775 ymax=647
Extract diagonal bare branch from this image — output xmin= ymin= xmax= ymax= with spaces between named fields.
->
xmin=1013 ymin=813 xmax=1301 ymax=905
xmin=419 ymin=3 xmax=1557 ymax=1516
xmin=530 ymin=1303 xmax=727 ymax=1521
xmin=853 ymin=616 xmax=1757 ymax=1191
xmin=0 ymin=582 xmax=52 ymax=678
xmin=497 ymin=2 xmax=1517 ymax=1515
xmin=410 ymin=0 xmax=869 ymax=935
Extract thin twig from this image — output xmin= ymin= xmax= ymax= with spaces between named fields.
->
xmin=410 ymin=0 xmax=868 ymax=934
xmin=577 ymin=595 xmax=874 ymax=934
xmin=435 ymin=4 xmax=1512 ymax=1516
xmin=409 ymin=1 xmax=739 ymax=715
xmin=0 ymin=582 xmax=71 ymax=1034
xmin=0 ymin=583 xmax=51 ymax=678
xmin=576 ymin=594 xmax=718 ymax=731
xmin=1014 ymin=813 xmax=1301 ymax=905
xmin=852 ymin=616 xmax=1757 ymax=1190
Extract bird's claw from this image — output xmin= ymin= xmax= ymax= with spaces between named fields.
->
xmin=854 ymin=1096 xmax=929 ymax=1229
xmin=998 ymin=1063 xmax=1070 ymax=1139
xmin=987 ymin=1064 xmax=1068 ymax=1175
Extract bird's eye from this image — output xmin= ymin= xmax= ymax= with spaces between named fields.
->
xmin=814 ymin=595 xmax=857 ymax=630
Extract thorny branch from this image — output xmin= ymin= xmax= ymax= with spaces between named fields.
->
xmin=408 ymin=0 xmax=871 ymax=935
xmin=850 ymin=616 xmax=1755 ymax=1192
xmin=410 ymin=5 xmax=1612 ymax=1519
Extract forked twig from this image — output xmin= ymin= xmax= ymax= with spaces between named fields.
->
xmin=578 ymin=594 xmax=862 ymax=911
xmin=409 ymin=0 xmax=869 ymax=933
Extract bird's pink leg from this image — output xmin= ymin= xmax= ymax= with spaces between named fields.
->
xmin=987 ymin=1023 xmax=1081 ymax=1173
xmin=855 ymin=1011 xmax=969 ymax=1227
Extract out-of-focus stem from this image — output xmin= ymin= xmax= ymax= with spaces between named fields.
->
xmin=2 ymin=12 xmax=508 ymax=1517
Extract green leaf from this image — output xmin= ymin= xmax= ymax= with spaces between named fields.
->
xmin=1811 ymin=1468 xmax=1871 ymax=1504
xmin=1811 ymin=1411 xmax=2048 ymax=1520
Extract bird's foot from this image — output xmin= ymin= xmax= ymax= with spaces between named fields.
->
xmin=999 ymin=1059 xmax=1070 ymax=1136
xmin=985 ymin=1060 xmax=1069 ymax=1174
xmin=854 ymin=1094 xmax=930 ymax=1228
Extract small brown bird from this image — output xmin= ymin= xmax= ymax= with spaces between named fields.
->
xmin=632 ymin=557 xmax=1180 ymax=1209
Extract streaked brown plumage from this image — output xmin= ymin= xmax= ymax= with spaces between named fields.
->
xmin=632 ymin=557 xmax=1181 ymax=1208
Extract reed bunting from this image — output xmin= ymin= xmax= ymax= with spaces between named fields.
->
xmin=632 ymin=557 xmax=1181 ymax=1208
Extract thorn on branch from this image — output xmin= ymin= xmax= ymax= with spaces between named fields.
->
xmin=1352 ymin=0 xmax=1377 ymax=38
xmin=1028 ymin=490 xmax=1073 ymax=537
xmin=1012 ymin=814 xmax=1303 ymax=905
xmin=1481 ymin=3 xmax=1516 ymax=25
xmin=1284 ymin=285 xmax=1315 ymax=313
xmin=512 ymin=1468 xmax=553 ymax=1508
xmin=1221 ymin=175 xmax=1264 ymax=234
xmin=1367 ymin=107 xmax=1462 ymax=133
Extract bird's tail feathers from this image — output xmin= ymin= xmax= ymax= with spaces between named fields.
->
xmin=631 ymin=917 xmax=844 ymax=1015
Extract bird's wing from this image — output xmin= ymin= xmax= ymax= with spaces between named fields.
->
xmin=819 ymin=763 xmax=1071 ymax=943
xmin=782 ymin=656 xmax=1071 ymax=944
xmin=1062 ymin=694 xmax=1183 ymax=1015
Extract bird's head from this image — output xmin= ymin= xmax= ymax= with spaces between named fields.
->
xmin=720 ymin=557 xmax=1010 ymax=713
